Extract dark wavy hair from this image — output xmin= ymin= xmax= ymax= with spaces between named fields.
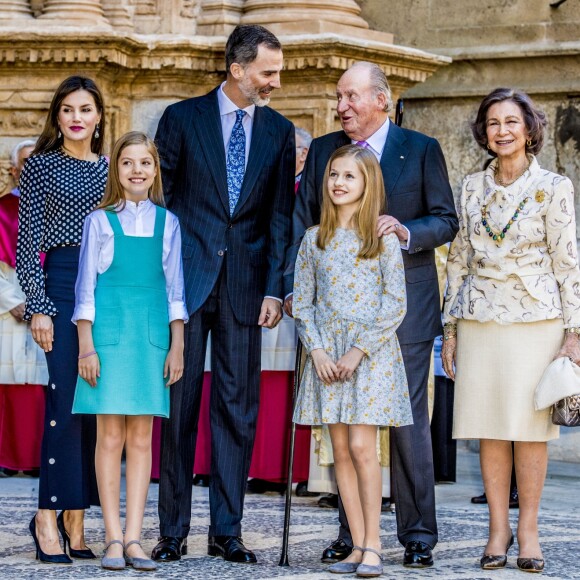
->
xmin=225 ymin=24 xmax=281 ymax=72
xmin=471 ymin=88 xmax=547 ymax=156
xmin=32 ymin=76 xmax=105 ymax=156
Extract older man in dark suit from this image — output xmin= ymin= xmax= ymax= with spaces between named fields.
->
xmin=152 ymin=25 xmax=295 ymax=564
xmin=285 ymin=61 xmax=458 ymax=568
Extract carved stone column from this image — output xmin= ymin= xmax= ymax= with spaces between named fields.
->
xmin=0 ymin=0 xmax=33 ymax=19
xmin=196 ymin=0 xmax=243 ymax=36
xmin=243 ymin=0 xmax=368 ymax=28
xmin=39 ymin=0 xmax=111 ymax=26
xmin=102 ymin=0 xmax=133 ymax=31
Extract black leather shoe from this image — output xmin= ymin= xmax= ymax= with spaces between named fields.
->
xmin=317 ymin=493 xmax=339 ymax=509
xmin=471 ymin=492 xmax=487 ymax=504
xmin=208 ymin=536 xmax=257 ymax=563
xmin=381 ymin=497 xmax=392 ymax=512
xmin=295 ymin=481 xmax=319 ymax=497
xmin=321 ymin=538 xmax=353 ymax=563
xmin=151 ymin=536 xmax=187 ymax=562
xmin=509 ymin=486 xmax=519 ymax=509
xmin=246 ymin=478 xmax=285 ymax=494
xmin=403 ymin=541 xmax=434 ymax=568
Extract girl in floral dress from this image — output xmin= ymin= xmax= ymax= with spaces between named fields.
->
xmin=293 ymin=144 xmax=412 ymax=577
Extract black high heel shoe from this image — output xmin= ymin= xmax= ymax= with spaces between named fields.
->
xmin=56 ymin=511 xmax=96 ymax=559
xmin=480 ymin=532 xmax=514 ymax=570
xmin=29 ymin=515 xmax=72 ymax=564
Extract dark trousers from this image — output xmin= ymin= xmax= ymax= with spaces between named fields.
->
xmin=40 ymin=247 xmax=98 ymax=509
xmin=336 ymin=340 xmax=437 ymax=548
xmin=158 ymin=267 xmax=261 ymax=537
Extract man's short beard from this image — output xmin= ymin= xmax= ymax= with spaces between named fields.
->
xmin=239 ymin=78 xmax=270 ymax=107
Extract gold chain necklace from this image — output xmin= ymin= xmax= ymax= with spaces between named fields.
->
xmin=494 ymin=160 xmax=530 ymax=187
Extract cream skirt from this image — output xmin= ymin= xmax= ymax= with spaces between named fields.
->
xmin=453 ymin=319 xmax=562 ymax=442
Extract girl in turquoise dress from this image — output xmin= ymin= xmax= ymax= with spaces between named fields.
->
xmin=72 ymin=132 xmax=187 ymax=571
xmin=293 ymin=145 xmax=412 ymax=577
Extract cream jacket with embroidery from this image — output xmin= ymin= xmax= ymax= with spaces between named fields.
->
xmin=443 ymin=156 xmax=580 ymax=328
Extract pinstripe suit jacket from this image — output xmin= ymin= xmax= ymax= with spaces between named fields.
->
xmin=155 ymin=87 xmax=295 ymax=325
xmin=285 ymin=124 xmax=458 ymax=344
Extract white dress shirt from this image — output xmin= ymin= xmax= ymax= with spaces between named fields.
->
xmin=73 ymin=199 xmax=188 ymax=324
xmin=351 ymin=117 xmax=411 ymax=250
xmin=217 ymin=82 xmax=255 ymax=166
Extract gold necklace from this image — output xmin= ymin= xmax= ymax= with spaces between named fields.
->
xmin=494 ymin=160 xmax=530 ymax=187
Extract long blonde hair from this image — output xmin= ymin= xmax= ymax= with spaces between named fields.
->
xmin=97 ymin=131 xmax=164 ymax=212
xmin=317 ymin=144 xmax=385 ymax=259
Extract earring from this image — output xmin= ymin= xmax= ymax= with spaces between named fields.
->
xmin=58 ymin=130 xmax=62 ymax=139
xmin=486 ymin=143 xmax=490 ymax=149
xmin=94 ymin=124 xmax=100 ymax=139
xmin=526 ymin=139 xmax=532 ymax=147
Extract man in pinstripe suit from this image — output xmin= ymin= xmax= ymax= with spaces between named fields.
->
xmin=152 ymin=25 xmax=295 ymax=564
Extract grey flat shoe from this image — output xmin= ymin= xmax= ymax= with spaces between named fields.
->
xmin=124 ymin=540 xmax=157 ymax=571
xmin=356 ymin=547 xmax=384 ymax=578
xmin=329 ymin=546 xmax=363 ymax=574
xmin=101 ymin=539 xmax=125 ymax=570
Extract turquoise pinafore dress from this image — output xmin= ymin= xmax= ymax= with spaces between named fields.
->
xmin=72 ymin=206 xmax=170 ymax=418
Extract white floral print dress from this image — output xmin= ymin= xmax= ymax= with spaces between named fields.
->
xmin=292 ymin=227 xmax=413 ymax=427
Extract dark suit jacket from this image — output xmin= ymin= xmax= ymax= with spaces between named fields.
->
xmin=155 ymin=87 xmax=295 ymax=326
xmin=285 ymin=123 xmax=458 ymax=344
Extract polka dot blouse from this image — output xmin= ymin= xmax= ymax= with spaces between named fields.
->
xmin=16 ymin=149 xmax=108 ymax=320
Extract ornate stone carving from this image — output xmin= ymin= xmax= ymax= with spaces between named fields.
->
xmin=0 ymin=0 xmax=33 ymax=19
xmin=0 ymin=162 xmax=12 ymax=197
xmin=196 ymin=0 xmax=243 ymax=35
xmin=134 ymin=0 xmax=157 ymax=15
xmin=102 ymin=0 xmax=134 ymax=30
xmin=180 ymin=0 xmax=200 ymax=19
xmin=0 ymin=109 xmax=46 ymax=134
xmin=39 ymin=0 xmax=110 ymax=26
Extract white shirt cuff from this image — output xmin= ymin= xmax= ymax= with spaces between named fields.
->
xmin=71 ymin=306 xmax=95 ymax=325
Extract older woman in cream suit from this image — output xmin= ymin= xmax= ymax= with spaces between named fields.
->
xmin=442 ymin=88 xmax=580 ymax=574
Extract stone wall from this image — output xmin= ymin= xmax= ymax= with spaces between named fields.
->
xmin=359 ymin=0 xmax=580 ymax=199
xmin=0 ymin=0 xmax=449 ymax=194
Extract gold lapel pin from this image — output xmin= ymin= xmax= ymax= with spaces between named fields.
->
xmin=535 ymin=190 xmax=546 ymax=203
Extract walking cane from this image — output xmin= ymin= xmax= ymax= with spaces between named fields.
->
xmin=278 ymin=339 xmax=303 ymax=566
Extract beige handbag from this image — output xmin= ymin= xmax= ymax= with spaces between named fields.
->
xmin=534 ymin=357 xmax=580 ymax=427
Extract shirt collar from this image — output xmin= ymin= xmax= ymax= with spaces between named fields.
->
xmin=218 ymin=82 xmax=255 ymax=119
xmin=351 ymin=117 xmax=390 ymax=157
xmin=124 ymin=198 xmax=152 ymax=211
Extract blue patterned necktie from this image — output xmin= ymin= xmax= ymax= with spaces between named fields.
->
xmin=226 ymin=109 xmax=246 ymax=215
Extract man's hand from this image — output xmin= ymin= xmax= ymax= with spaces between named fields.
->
xmin=283 ymin=294 xmax=293 ymax=318
xmin=258 ymin=297 xmax=283 ymax=328
xmin=377 ymin=214 xmax=408 ymax=243
xmin=31 ymin=313 xmax=54 ymax=352
xmin=311 ymin=349 xmax=338 ymax=385
xmin=336 ymin=347 xmax=365 ymax=380
xmin=9 ymin=303 xmax=25 ymax=322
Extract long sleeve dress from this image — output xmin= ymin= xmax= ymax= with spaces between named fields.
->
xmin=292 ymin=227 xmax=413 ymax=427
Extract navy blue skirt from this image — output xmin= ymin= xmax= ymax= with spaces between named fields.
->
xmin=39 ymin=247 xmax=98 ymax=509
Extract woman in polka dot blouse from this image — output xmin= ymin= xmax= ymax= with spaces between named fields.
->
xmin=16 ymin=76 xmax=108 ymax=564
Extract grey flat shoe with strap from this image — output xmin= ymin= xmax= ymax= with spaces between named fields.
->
xmin=356 ymin=547 xmax=384 ymax=578
xmin=124 ymin=540 xmax=157 ymax=571
xmin=101 ymin=539 xmax=125 ymax=570
xmin=328 ymin=546 xmax=364 ymax=574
